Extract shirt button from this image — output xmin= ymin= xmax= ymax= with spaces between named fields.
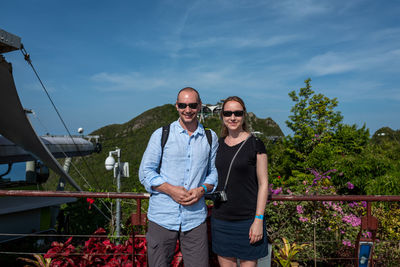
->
xmin=186 ymin=169 xmax=189 ymax=172
xmin=188 ymin=155 xmax=190 ymax=158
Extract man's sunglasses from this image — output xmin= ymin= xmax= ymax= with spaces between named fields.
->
xmin=177 ymin=103 xmax=199 ymax=109
xmin=222 ymin=110 xmax=244 ymax=117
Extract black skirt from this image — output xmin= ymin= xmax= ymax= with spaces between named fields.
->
xmin=211 ymin=216 xmax=268 ymax=260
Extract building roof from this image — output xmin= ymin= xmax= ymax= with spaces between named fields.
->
xmin=0 ymin=196 xmax=76 ymax=215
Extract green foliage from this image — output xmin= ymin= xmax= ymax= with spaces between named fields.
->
xmin=333 ymin=124 xmax=369 ymax=154
xmin=333 ymin=146 xmax=393 ymax=194
xmin=273 ymin=237 xmax=309 ymax=267
xmin=374 ymin=203 xmax=400 ymax=241
xmin=286 ymin=78 xmax=343 ymax=155
xmin=18 ymin=254 xmax=52 ymax=267
xmin=365 ymin=171 xmax=400 ymax=195
xmin=203 ymin=115 xmax=222 ymax=136
xmin=58 ymin=198 xmax=110 ymax=235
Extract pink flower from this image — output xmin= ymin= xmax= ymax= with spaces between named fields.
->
xmin=342 ymin=240 xmax=353 ymax=247
xmin=342 ymin=214 xmax=361 ymax=227
xmin=299 ymin=217 xmax=309 ymax=222
xmin=296 ymin=205 xmax=304 ymax=214
xmin=273 ymin=201 xmax=278 ymax=206
xmin=271 ymin=187 xmax=282 ymax=195
xmin=348 ymin=202 xmax=357 ymax=208
xmin=362 ymin=232 xmax=372 ymax=239
xmin=347 ymin=182 xmax=354 ymax=190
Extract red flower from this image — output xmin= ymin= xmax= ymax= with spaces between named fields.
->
xmin=86 ymin=198 xmax=95 ymax=209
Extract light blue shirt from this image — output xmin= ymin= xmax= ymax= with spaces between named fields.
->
xmin=139 ymin=119 xmax=218 ymax=231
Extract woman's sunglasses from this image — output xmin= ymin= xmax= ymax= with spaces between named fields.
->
xmin=222 ymin=110 xmax=244 ymax=117
xmin=177 ymin=103 xmax=198 ymax=109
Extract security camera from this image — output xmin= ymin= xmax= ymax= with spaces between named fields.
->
xmin=105 ymin=155 xmax=115 ymax=171
xmin=78 ymin=127 xmax=84 ymax=134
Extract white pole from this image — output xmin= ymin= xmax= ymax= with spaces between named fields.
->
xmin=116 ymin=148 xmax=121 ymax=239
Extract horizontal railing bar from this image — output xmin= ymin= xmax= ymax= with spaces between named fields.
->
xmin=271 ymin=195 xmax=400 ymax=201
xmin=1 ymin=190 xmax=400 ymax=201
xmin=0 ymin=233 xmax=145 ymax=238
xmin=0 ymin=190 xmax=150 ymax=199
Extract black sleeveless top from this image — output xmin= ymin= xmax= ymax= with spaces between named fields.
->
xmin=212 ymin=135 xmax=267 ymax=221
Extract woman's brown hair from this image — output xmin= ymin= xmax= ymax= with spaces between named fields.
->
xmin=220 ymin=96 xmax=249 ymax=137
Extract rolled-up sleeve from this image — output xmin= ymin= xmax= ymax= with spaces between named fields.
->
xmin=139 ymin=128 xmax=166 ymax=194
xmin=203 ymin=131 xmax=218 ymax=192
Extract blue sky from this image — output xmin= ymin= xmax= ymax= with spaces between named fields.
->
xmin=1 ymin=0 xmax=400 ymax=136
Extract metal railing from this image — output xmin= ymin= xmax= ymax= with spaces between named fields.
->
xmin=1 ymin=190 xmax=400 ymax=266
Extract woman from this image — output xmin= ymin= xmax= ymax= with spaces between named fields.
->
xmin=211 ymin=96 xmax=269 ymax=267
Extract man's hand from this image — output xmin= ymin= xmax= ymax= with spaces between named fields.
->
xmin=154 ymin=183 xmax=190 ymax=204
xmin=169 ymin=186 xmax=191 ymax=203
xmin=180 ymin=187 xmax=204 ymax=206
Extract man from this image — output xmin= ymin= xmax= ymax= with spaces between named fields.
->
xmin=139 ymin=87 xmax=218 ymax=267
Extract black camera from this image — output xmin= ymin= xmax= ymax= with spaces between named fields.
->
xmin=206 ymin=190 xmax=228 ymax=202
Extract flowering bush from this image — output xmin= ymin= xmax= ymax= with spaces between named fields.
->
xmin=266 ymin=169 xmax=366 ymax=265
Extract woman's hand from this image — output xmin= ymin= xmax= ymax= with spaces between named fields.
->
xmin=249 ymin=219 xmax=264 ymax=244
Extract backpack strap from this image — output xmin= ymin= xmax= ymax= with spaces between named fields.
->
xmin=157 ymin=125 xmax=212 ymax=174
xmin=204 ymin=127 xmax=212 ymax=148
xmin=157 ymin=124 xmax=170 ymax=173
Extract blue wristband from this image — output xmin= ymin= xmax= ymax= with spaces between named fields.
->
xmin=201 ymin=184 xmax=208 ymax=193
xmin=255 ymin=214 xmax=264 ymax=220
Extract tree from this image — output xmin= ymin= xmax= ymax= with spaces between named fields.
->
xmin=286 ymin=78 xmax=343 ymax=155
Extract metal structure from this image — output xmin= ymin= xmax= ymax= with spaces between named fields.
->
xmin=0 ymin=28 xmax=21 ymax=54
xmin=0 ymin=135 xmax=99 ymax=164
xmin=0 ymin=28 xmax=102 ymax=244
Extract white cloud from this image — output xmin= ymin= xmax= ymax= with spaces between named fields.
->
xmin=90 ymin=72 xmax=168 ymax=92
xmin=271 ymin=0 xmax=331 ymax=18
xmin=188 ymin=34 xmax=300 ymax=49
xmin=304 ymin=47 xmax=400 ymax=77
xmin=305 ymin=52 xmax=358 ymax=76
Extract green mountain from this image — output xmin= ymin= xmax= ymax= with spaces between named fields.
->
xmin=44 ymin=104 xmax=284 ymax=193
xmin=371 ymin=127 xmax=400 ymax=144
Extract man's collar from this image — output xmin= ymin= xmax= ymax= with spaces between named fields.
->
xmin=175 ymin=119 xmax=204 ymax=135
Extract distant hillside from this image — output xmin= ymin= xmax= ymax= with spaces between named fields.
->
xmin=371 ymin=127 xmax=400 ymax=144
xmin=44 ymin=104 xmax=284 ymax=192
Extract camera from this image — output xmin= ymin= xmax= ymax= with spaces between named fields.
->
xmin=206 ymin=190 xmax=228 ymax=203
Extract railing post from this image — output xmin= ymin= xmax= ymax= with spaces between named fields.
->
xmin=355 ymin=201 xmax=378 ymax=267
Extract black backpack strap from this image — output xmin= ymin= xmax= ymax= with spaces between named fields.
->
xmin=157 ymin=124 xmax=170 ymax=173
xmin=158 ymin=125 xmax=212 ymax=174
xmin=204 ymin=128 xmax=212 ymax=149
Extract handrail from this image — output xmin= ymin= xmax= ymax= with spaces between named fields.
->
xmin=1 ymin=190 xmax=399 ymax=201
xmin=0 ymin=190 xmax=150 ymax=199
